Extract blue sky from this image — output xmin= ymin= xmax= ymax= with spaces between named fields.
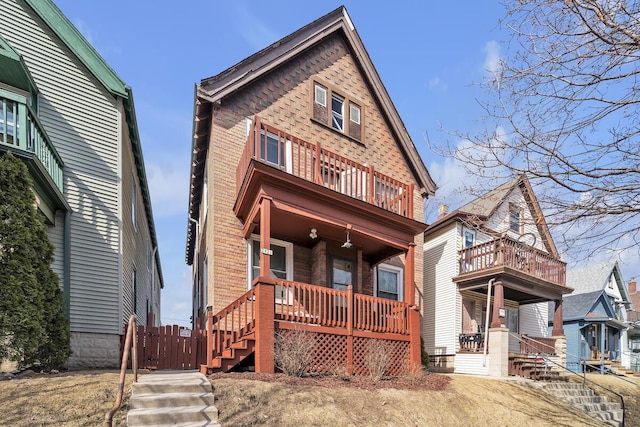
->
xmin=52 ymin=1 xmax=638 ymax=326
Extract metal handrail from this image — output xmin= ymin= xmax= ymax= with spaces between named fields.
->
xmin=104 ymin=315 xmax=138 ymax=427
xmin=509 ymin=332 xmax=627 ymax=427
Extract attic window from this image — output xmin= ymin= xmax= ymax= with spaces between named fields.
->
xmin=509 ymin=203 xmax=522 ymax=233
xmin=312 ymin=79 xmax=364 ymax=143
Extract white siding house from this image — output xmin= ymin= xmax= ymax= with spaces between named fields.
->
xmin=0 ymin=0 xmax=163 ymax=368
xmin=423 ymin=175 xmax=570 ymax=377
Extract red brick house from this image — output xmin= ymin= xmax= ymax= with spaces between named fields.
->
xmin=186 ymin=7 xmax=436 ymax=374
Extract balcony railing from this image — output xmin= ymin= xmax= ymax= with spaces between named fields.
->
xmin=0 ymin=97 xmax=64 ymax=193
xmin=458 ymin=236 xmax=566 ymax=286
xmin=236 ymin=116 xmax=414 ymax=218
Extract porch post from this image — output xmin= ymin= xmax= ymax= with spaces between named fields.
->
xmin=551 ymin=298 xmax=565 ymax=336
xmin=600 ymin=323 xmax=605 ymax=374
xmin=347 ymin=285 xmax=354 ymax=375
xmin=404 ymin=243 xmax=415 ymax=305
xmin=490 ymin=281 xmax=504 ymax=328
xmin=254 ymin=280 xmax=275 ymax=373
xmin=259 ymin=196 xmax=272 ymax=278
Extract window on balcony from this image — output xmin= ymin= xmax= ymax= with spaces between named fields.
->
xmin=331 ymin=257 xmax=354 ymax=292
xmin=375 ymin=263 xmax=403 ymax=301
xmin=312 ymin=80 xmax=364 ymax=142
xmin=0 ymin=98 xmax=18 ymax=145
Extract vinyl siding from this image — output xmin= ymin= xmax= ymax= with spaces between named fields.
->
xmin=454 ymin=353 xmax=489 ymax=375
xmin=121 ymin=100 xmax=159 ymax=326
xmin=423 ymin=222 xmax=459 ymax=355
xmin=47 ymin=211 xmax=65 ymax=285
xmin=1 ymin=1 xmax=121 ymax=333
xmin=519 ymin=302 xmax=548 ymax=337
xmin=485 ymin=188 xmax=547 ymax=252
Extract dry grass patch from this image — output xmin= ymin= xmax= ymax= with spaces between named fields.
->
xmin=210 ymin=372 xmax=607 ymax=427
xmin=0 ymin=370 xmax=133 ymax=427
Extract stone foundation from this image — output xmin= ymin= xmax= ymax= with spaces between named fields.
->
xmin=67 ymin=332 xmax=121 ymax=369
xmin=553 ymin=335 xmax=567 ymax=369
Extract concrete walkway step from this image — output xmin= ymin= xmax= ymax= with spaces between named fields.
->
xmin=127 ymin=371 xmax=220 ymax=427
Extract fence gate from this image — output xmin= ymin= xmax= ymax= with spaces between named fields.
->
xmin=131 ymin=316 xmax=206 ymax=370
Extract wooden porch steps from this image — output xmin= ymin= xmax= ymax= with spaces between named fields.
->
xmin=508 ymin=354 xmax=568 ymax=382
xmin=200 ymin=333 xmax=255 ymax=375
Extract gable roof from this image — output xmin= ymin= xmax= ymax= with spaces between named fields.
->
xmin=0 ymin=33 xmax=39 ymax=96
xmin=186 ymin=6 xmax=436 ymax=263
xmin=425 ymin=174 xmax=558 ymax=257
xmin=22 ymin=0 xmax=163 ymax=287
xmin=562 ymin=290 xmax=604 ymax=321
xmin=566 ymin=261 xmax=629 ymax=303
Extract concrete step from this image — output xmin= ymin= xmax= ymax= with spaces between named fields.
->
xmin=127 ymin=371 xmax=219 ymax=427
xmin=127 ymin=405 xmax=220 ymax=426
xmin=563 ymin=395 xmax=608 ymax=405
xmin=130 ymin=392 xmax=216 ymax=409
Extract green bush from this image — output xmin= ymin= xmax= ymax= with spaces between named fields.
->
xmin=421 ymin=337 xmax=430 ymax=367
xmin=0 ymin=153 xmax=70 ymax=370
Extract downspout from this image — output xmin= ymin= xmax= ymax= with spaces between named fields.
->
xmin=150 ymin=245 xmax=158 ymax=326
xmin=483 ymin=278 xmax=496 ymax=367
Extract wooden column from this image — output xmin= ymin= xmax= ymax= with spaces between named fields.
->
xmin=490 ymin=281 xmax=504 ymax=328
xmin=551 ymin=298 xmax=565 ymax=336
xmin=404 ymin=243 xmax=415 ymax=305
xmin=259 ymin=196 xmax=272 ymax=279
xmin=346 ymin=285 xmax=354 ymax=375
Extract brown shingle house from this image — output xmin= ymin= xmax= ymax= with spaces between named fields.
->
xmin=186 ymin=6 xmax=436 ymax=374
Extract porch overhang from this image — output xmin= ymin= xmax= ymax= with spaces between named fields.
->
xmin=234 ymin=160 xmax=425 ymax=264
xmin=455 ymin=266 xmax=573 ymax=304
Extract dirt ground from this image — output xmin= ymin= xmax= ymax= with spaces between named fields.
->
xmin=0 ymin=369 xmax=637 ymax=427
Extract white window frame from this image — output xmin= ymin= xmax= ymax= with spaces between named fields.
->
xmin=463 ymin=227 xmax=476 ymax=248
xmin=374 ymin=263 xmax=404 ymax=302
xmin=314 ymin=83 xmax=327 ymax=107
xmin=246 ymin=235 xmax=293 ymax=290
xmin=331 ymin=94 xmax=345 ymax=131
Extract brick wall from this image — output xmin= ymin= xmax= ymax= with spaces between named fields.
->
xmin=201 ymin=33 xmax=426 ymax=314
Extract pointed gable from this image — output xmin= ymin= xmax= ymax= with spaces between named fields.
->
xmin=567 ymin=261 xmax=630 ymax=304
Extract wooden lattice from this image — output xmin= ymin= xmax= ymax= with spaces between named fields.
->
xmin=352 ymin=337 xmax=410 ymax=376
xmin=308 ymin=332 xmax=348 ymax=374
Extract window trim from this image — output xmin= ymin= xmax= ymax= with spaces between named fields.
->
xmin=508 ymin=203 xmax=523 ymax=234
xmin=349 ymin=102 xmax=361 ymax=125
xmin=314 ymin=83 xmax=327 ymax=107
xmin=462 ymin=227 xmax=476 ymax=249
xmin=311 ymin=78 xmax=364 ymax=143
xmin=246 ymin=235 xmax=293 ymax=290
xmin=374 ymin=263 xmax=404 ymax=302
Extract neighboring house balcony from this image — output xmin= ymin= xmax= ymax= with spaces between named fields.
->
xmin=1 ymin=94 xmax=68 ymax=221
xmin=236 ymin=116 xmax=414 ymax=220
xmin=456 ymin=235 xmax=567 ymax=299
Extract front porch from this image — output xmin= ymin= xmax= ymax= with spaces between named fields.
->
xmin=201 ymin=279 xmax=421 ymax=375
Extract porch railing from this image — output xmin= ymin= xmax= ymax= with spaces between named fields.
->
xmin=207 ymin=287 xmax=256 ymax=360
xmin=458 ymin=236 xmax=566 ymax=286
xmin=0 ymin=97 xmax=64 ymax=192
xmin=275 ymin=279 xmax=411 ymax=336
xmin=520 ymin=334 xmax=556 ymax=355
xmin=236 ymin=115 xmax=414 ymax=218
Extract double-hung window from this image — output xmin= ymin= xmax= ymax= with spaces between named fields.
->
xmin=312 ymin=79 xmax=364 ymax=142
xmin=509 ymin=203 xmax=522 ymax=233
xmin=375 ymin=263 xmax=403 ymax=301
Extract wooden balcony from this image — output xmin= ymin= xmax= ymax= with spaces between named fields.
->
xmin=455 ymin=236 xmax=567 ymax=302
xmin=236 ymin=116 xmax=414 ymax=218
xmin=1 ymin=96 xmax=64 ymax=193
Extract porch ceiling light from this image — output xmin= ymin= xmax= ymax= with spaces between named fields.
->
xmin=309 ymin=228 xmax=318 ymax=239
xmin=342 ymin=230 xmax=353 ymax=249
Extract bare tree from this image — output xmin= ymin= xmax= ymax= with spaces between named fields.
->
xmin=436 ymin=0 xmax=640 ymax=257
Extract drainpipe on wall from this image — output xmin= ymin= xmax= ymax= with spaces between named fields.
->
xmin=483 ymin=278 xmax=496 ymax=367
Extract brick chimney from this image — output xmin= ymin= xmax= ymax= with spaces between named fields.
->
xmin=629 ymin=278 xmax=637 ymax=294
xmin=437 ymin=204 xmax=449 ymax=219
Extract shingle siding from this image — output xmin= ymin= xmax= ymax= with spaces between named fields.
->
xmin=201 ymin=33 xmax=425 ymax=315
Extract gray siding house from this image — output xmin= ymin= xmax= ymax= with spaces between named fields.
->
xmin=0 ymin=0 xmax=163 ymax=368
